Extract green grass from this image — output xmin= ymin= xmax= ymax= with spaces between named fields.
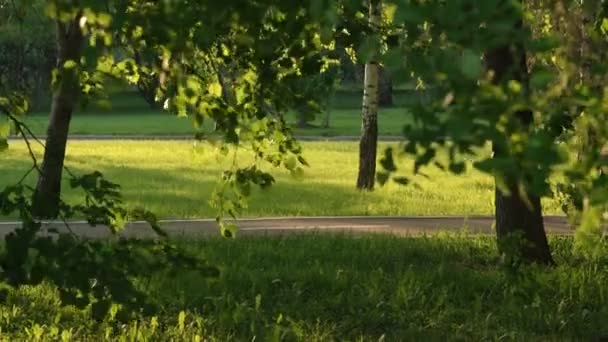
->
xmin=1 ymin=234 xmax=607 ymax=340
xmin=24 ymin=107 xmax=412 ymax=137
xmin=1 ymin=141 xmax=562 ymax=219
xmin=24 ymin=90 xmax=417 ymax=137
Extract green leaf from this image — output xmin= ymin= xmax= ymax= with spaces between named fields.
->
xmin=208 ymin=82 xmax=223 ymax=97
xmin=221 ymin=222 xmax=237 ymax=238
xmin=460 ymin=49 xmax=482 ymax=80
xmin=530 ymin=69 xmax=555 ymax=90
xmin=284 ymin=155 xmax=297 ymax=170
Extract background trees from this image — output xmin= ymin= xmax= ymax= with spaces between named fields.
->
xmin=0 ymin=0 xmax=55 ymax=109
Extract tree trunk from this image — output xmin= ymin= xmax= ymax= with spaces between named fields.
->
xmin=357 ymin=0 xmax=380 ymax=190
xmin=485 ymin=30 xmax=554 ymax=264
xmin=31 ymin=17 xmax=83 ymax=219
xmin=296 ymin=110 xmax=311 ymax=128
xmin=378 ymin=66 xmax=393 ymax=107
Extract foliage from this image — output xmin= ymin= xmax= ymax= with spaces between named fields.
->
xmin=0 ymin=0 xmax=55 ymax=108
xmin=0 ymin=234 xmax=606 ymax=340
xmin=3 ymin=0 xmax=608 ymax=321
xmin=371 ymin=0 xmax=608 ymax=255
xmin=0 ymin=0 xmax=346 ymax=317
xmin=1 ymin=95 xmax=219 ymax=320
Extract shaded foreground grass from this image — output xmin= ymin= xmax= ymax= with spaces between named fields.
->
xmin=0 ymin=141 xmax=563 ymax=219
xmin=0 ymin=234 xmax=607 ymax=340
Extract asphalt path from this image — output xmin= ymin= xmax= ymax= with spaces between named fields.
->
xmin=3 ymin=135 xmax=595 ymax=239
xmin=0 ymin=216 xmax=579 ymax=239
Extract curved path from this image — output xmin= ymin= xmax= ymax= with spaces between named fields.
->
xmin=0 ymin=216 xmax=578 ymax=239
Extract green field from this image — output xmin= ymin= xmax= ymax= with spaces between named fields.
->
xmin=23 ymin=107 xmax=411 ymax=137
xmin=1 ymin=234 xmax=606 ymax=340
xmin=1 ymin=141 xmax=563 ymax=219
xmin=23 ymin=90 xmax=419 ymax=137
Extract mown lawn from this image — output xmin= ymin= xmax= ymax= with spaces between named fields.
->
xmin=1 ymin=234 xmax=606 ymax=340
xmin=0 ymin=141 xmax=563 ymax=219
xmin=23 ymin=90 xmax=417 ymax=137
xmin=23 ymin=107 xmax=411 ymax=137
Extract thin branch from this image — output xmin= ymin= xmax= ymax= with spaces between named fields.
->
xmin=58 ymin=210 xmax=78 ymax=238
xmin=16 ymin=165 xmax=35 ymax=184
xmin=6 ymin=112 xmax=42 ymax=174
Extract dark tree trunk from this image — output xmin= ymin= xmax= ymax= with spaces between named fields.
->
xmin=321 ymin=109 xmax=331 ymax=129
xmin=357 ymin=107 xmax=378 ymax=189
xmin=31 ymin=17 xmax=83 ymax=219
xmin=297 ymin=111 xmax=309 ymax=128
xmin=378 ymin=66 xmax=393 ymax=107
xmin=485 ymin=32 xmax=554 ymax=264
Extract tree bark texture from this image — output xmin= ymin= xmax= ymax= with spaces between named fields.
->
xmin=31 ymin=17 xmax=84 ymax=219
xmin=357 ymin=0 xmax=380 ymax=190
xmin=485 ymin=33 xmax=554 ymax=264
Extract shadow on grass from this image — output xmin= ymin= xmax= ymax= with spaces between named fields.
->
xmin=138 ymin=234 xmax=608 ymax=340
xmin=1 ymin=155 xmax=394 ymax=219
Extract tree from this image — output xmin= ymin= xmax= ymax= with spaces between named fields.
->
xmin=375 ymin=0 xmax=608 ymax=264
xmin=31 ymin=12 xmax=84 ymax=218
xmin=25 ymin=0 xmax=339 ymax=218
xmin=485 ymin=40 xmax=553 ymax=265
xmin=1 ymin=0 xmax=343 ymax=317
xmin=357 ymin=0 xmax=381 ymax=190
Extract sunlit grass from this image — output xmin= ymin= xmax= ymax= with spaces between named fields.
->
xmin=0 ymin=141 xmax=563 ymax=219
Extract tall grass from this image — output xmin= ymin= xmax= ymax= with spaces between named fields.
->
xmin=0 ymin=234 xmax=606 ymax=340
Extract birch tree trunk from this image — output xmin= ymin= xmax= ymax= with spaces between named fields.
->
xmin=356 ymin=0 xmax=381 ymax=190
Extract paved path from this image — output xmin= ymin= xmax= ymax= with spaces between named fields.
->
xmin=0 ymin=216 xmax=578 ymax=239
xmin=9 ymin=135 xmax=403 ymax=142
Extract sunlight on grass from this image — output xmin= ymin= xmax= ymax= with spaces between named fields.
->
xmin=0 ymin=141 xmax=562 ymax=219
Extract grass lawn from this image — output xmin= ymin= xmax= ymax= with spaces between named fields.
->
xmin=23 ymin=90 xmax=417 ymax=137
xmin=1 ymin=141 xmax=562 ymax=219
xmin=1 ymin=234 xmax=606 ymax=340
xmin=23 ymin=107 xmax=412 ymax=137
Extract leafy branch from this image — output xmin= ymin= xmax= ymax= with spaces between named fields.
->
xmin=0 ymin=97 xmax=219 ymax=321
